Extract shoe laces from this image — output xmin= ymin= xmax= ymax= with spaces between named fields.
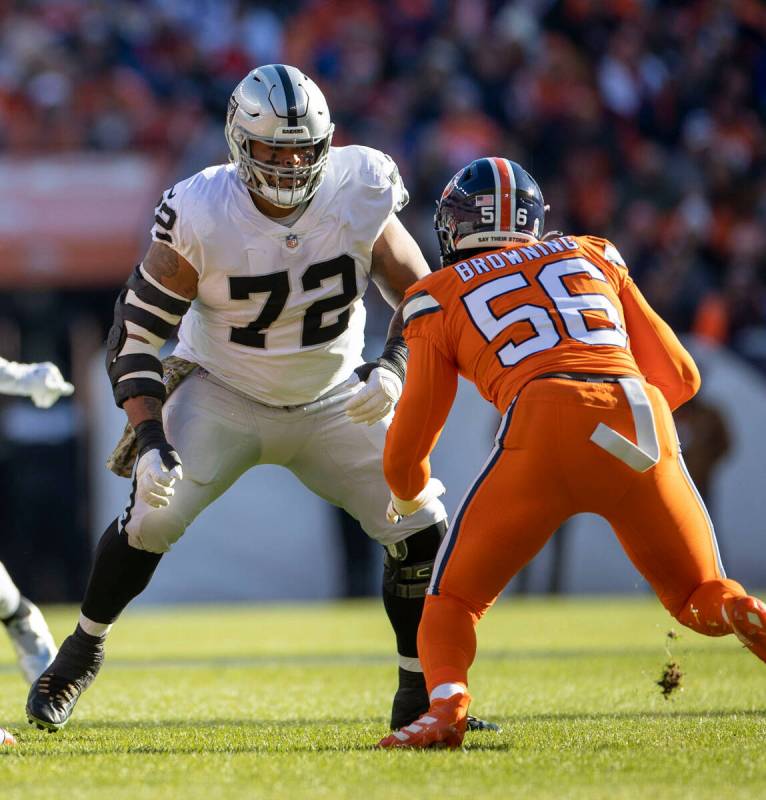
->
xmin=36 ymin=673 xmax=81 ymax=706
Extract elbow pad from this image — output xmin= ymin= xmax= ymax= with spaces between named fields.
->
xmin=105 ymin=264 xmax=192 ymax=407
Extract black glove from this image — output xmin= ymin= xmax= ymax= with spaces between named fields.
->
xmin=134 ymin=419 xmax=182 ymax=473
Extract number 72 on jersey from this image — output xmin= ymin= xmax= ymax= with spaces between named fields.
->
xmin=228 ymin=254 xmax=358 ymax=349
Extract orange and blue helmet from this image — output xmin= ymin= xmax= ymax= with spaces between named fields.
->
xmin=434 ymin=157 xmax=547 ymax=267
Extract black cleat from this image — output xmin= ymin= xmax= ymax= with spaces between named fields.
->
xmin=26 ymin=626 xmax=105 ymax=732
xmin=389 ymin=668 xmax=500 ymax=732
xmin=466 ymin=714 xmax=502 ymax=732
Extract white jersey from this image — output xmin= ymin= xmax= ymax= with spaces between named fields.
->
xmin=150 ymin=145 xmax=408 ymax=405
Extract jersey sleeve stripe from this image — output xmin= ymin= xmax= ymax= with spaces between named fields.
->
xmin=119 ymin=337 xmax=164 ymax=357
xmin=138 ymin=264 xmax=194 ymax=306
xmin=125 ymin=290 xmax=184 ymax=326
xmin=403 ymin=293 xmax=442 ymax=326
xmin=122 ymin=304 xmax=177 ymax=340
xmin=109 ymin=355 xmax=164 ymax=382
xmin=124 ymin=321 xmax=167 ymax=349
xmin=116 ymin=370 xmax=164 ymax=384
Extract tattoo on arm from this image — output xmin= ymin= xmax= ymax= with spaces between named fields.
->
xmin=143 ymin=241 xmax=198 ymax=299
xmin=147 ymin=241 xmax=180 ymax=283
xmin=123 ymin=395 xmax=163 ymax=429
xmin=140 ymin=396 xmax=163 ymax=421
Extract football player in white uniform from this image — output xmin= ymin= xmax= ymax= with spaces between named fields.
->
xmin=26 ymin=64 xmax=480 ymax=733
xmin=0 ymin=357 xmax=71 ymax=684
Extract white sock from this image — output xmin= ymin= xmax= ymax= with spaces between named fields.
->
xmin=78 ymin=613 xmax=112 ymax=638
xmin=0 ymin=562 xmax=21 ymax=620
xmin=430 ymin=682 xmax=467 ymax=701
xmin=398 ymin=655 xmax=422 ymax=672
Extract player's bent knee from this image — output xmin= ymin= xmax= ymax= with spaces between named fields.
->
xmin=672 ymin=578 xmax=746 ymax=637
xmin=429 ymin=588 xmax=487 ymax=621
xmin=383 ymin=521 xmax=446 ymax=599
xmin=369 ymin=497 xmax=448 ymax=546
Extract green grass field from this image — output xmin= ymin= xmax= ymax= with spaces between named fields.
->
xmin=1 ymin=596 xmax=765 ymax=799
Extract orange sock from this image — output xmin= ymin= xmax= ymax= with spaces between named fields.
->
xmin=676 ymin=578 xmax=746 ymax=636
xmin=418 ymin=593 xmax=479 ymax=693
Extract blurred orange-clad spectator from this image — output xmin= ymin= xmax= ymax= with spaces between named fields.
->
xmin=0 ymin=0 xmax=762 ymax=370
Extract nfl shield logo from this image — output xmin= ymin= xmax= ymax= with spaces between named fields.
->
xmin=286 ymin=234 xmax=299 ymax=249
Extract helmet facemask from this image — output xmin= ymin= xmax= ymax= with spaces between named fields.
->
xmin=226 ymin=124 xmax=333 ymax=208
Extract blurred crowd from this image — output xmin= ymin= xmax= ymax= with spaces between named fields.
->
xmin=0 ymin=0 xmax=763 ymax=601
xmin=1 ymin=0 xmax=765 ymax=367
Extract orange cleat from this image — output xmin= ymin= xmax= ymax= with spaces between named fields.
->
xmin=377 ymin=692 xmax=471 ymax=750
xmin=723 ymin=595 xmax=766 ymax=663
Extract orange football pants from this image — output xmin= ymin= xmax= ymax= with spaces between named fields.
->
xmin=420 ymin=377 xmax=745 ymax=691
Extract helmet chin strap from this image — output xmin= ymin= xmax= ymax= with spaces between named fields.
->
xmin=238 ymin=158 xmax=313 ymax=209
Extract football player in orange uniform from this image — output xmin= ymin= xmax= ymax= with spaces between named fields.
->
xmin=377 ymin=158 xmax=766 ymax=749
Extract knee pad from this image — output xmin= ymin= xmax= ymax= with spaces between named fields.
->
xmin=121 ymin=503 xmax=187 ymax=554
xmin=383 ymin=521 xmax=446 ymax=599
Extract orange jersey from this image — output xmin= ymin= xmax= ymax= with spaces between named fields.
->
xmin=384 ymin=234 xmax=700 ymax=499
xmin=382 ymin=233 xmax=744 ymax=702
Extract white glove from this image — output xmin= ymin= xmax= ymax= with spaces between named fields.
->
xmin=345 ymin=366 xmax=403 ymax=425
xmin=386 ymin=478 xmax=446 ymax=524
xmin=0 ymin=359 xmax=75 ymax=408
xmin=135 ymin=447 xmax=183 ymax=509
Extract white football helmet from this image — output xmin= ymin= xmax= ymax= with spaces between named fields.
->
xmin=225 ymin=64 xmax=334 ymax=208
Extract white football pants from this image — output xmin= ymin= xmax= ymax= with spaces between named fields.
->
xmin=120 ymin=368 xmax=447 ymax=553
xmin=0 ymin=561 xmax=21 ymax=619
